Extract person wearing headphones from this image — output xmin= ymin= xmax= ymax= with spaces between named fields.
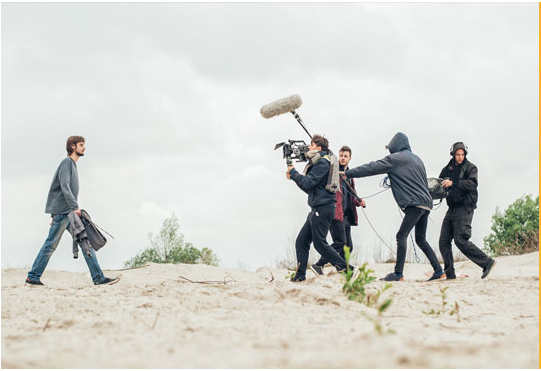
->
xmin=438 ymin=142 xmax=496 ymax=279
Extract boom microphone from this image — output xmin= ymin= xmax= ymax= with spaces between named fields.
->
xmin=260 ymin=94 xmax=303 ymax=119
xmin=260 ymin=94 xmax=311 ymax=138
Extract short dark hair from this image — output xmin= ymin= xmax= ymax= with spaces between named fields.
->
xmin=66 ymin=136 xmax=85 ymax=155
xmin=311 ymin=134 xmax=329 ymax=152
xmin=339 ymin=146 xmax=352 ymax=156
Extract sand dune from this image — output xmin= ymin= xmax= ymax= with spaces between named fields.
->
xmin=2 ymin=252 xmax=539 ymax=368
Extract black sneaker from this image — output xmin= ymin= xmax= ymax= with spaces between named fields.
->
xmin=481 ymin=259 xmax=496 ymax=279
xmin=380 ymin=272 xmax=404 ymax=281
xmin=25 ymin=278 xmax=44 ymax=285
xmin=444 ymin=269 xmax=456 ymax=279
xmin=95 ymin=277 xmax=119 ymax=285
xmin=290 ymin=274 xmax=306 ymax=282
xmin=427 ymin=271 xmax=446 ymax=282
xmin=310 ymin=264 xmax=324 ymax=276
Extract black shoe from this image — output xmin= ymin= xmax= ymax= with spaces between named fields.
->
xmin=310 ymin=264 xmax=324 ymax=276
xmin=25 ymin=278 xmax=44 ymax=285
xmin=290 ymin=274 xmax=306 ymax=282
xmin=380 ymin=272 xmax=404 ymax=281
xmin=444 ymin=269 xmax=456 ymax=280
xmin=427 ymin=271 xmax=446 ymax=282
xmin=94 ymin=277 xmax=119 ymax=285
xmin=481 ymin=259 xmax=496 ymax=279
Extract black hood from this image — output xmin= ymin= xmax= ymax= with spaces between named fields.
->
xmin=387 ymin=132 xmax=411 ymax=154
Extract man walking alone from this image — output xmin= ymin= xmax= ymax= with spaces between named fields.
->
xmin=26 ymin=136 xmax=115 ymax=286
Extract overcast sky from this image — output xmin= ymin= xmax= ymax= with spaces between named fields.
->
xmin=2 ymin=3 xmax=538 ymax=274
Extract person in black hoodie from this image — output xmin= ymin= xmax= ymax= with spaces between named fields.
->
xmin=287 ymin=135 xmax=350 ymax=282
xmin=438 ymin=142 xmax=496 ymax=279
xmin=344 ymin=132 xmax=444 ymax=282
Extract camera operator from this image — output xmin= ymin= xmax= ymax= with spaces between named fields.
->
xmin=287 ymin=135 xmax=351 ymax=282
xmin=438 ymin=142 xmax=496 ymax=279
xmin=343 ymin=132 xmax=444 ymax=282
xmin=311 ymin=146 xmax=365 ymax=275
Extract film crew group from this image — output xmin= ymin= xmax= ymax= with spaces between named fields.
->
xmin=25 ymin=136 xmax=116 ymax=286
xmin=438 ymin=142 xmax=496 ymax=280
xmin=310 ymin=146 xmax=365 ymax=276
xmin=286 ymin=135 xmax=357 ymax=282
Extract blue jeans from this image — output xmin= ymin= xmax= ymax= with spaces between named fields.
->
xmin=27 ymin=214 xmax=105 ymax=284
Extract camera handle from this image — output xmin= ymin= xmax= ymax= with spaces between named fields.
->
xmin=290 ymin=111 xmax=312 ymax=139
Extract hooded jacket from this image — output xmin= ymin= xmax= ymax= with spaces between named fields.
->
xmin=289 ymin=151 xmax=337 ymax=208
xmin=439 ymin=158 xmax=478 ymax=211
xmin=345 ymin=132 xmax=433 ymax=210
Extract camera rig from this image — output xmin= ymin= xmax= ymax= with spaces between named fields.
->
xmin=274 ymin=140 xmax=310 ymax=166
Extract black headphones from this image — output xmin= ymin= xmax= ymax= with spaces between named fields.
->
xmin=450 ymin=142 xmax=468 ymax=156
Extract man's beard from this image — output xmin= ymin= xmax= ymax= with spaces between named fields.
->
xmin=76 ymin=151 xmax=85 ymax=156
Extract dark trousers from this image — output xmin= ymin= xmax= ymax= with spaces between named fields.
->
xmin=439 ymin=205 xmax=491 ymax=277
xmin=315 ymin=218 xmax=352 ymax=266
xmin=295 ymin=204 xmax=348 ymax=275
xmin=395 ymin=207 xmax=442 ymax=275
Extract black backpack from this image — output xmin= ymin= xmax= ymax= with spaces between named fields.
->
xmin=80 ymin=210 xmax=113 ymax=251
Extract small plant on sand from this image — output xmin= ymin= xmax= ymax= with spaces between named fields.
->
xmin=285 ymin=263 xmax=300 ymax=280
xmin=342 ymin=262 xmax=392 ymax=307
xmin=362 ymin=299 xmax=395 ymax=334
xmin=423 ymin=286 xmax=449 ymax=315
xmin=341 ymin=247 xmax=394 ymax=334
xmin=449 ymin=301 xmax=460 ymax=322
xmin=423 ymin=286 xmax=461 ymax=322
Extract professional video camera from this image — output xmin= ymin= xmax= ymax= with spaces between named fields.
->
xmin=274 ymin=140 xmax=310 ymax=166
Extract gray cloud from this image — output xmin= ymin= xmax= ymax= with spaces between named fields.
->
xmin=2 ymin=3 xmax=538 ymax=272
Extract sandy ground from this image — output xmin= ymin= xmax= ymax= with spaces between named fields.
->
xmin=2 ymin=252 xmax=539 ymax=368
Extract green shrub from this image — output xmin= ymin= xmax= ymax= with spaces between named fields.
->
xmin=123 ymin=213 xmax=220 ymax=268
xmin=483 ymin=195 xmax=539 ymax=256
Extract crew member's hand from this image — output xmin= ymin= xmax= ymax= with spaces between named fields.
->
xmin=441 ymin=179 xmax=453 ymax=188
xmin=339 ymin=171 xmax=346 ymax=178
xmin=286 ymin=165 xmax=295 ymax=179
xmin=75 ymin=208 xmax=82 ymax=217
xmin=50 ymin=217 xmax=53 ymax=226
xmin=360 ymin=199 xmax=366 ymax=208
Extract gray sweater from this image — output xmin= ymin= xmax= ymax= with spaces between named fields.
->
xmin=45 ymin=157 xmax=79 ymax=215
